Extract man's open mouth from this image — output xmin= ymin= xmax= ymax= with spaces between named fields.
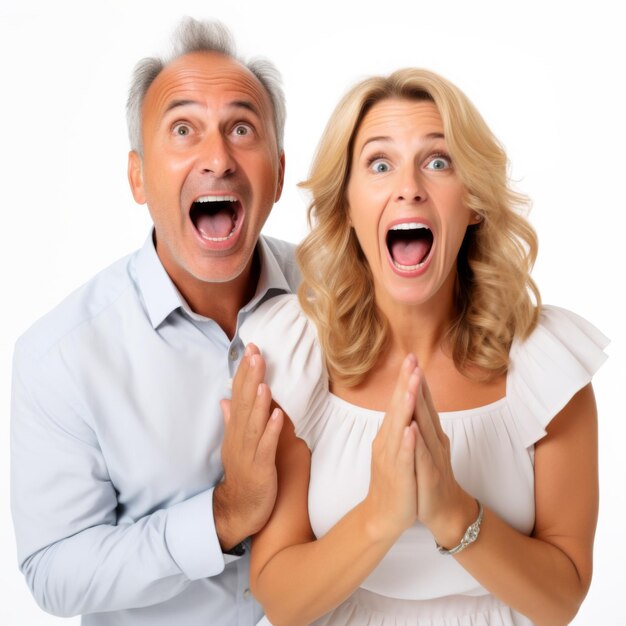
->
xmin=189 ymin=195 xmax=242 ymax=242
xmin=386 ymin=222 xmax=434 ymax=271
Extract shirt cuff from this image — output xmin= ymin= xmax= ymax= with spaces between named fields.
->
xmin=165 ymin=488 xmax=225 ymax=580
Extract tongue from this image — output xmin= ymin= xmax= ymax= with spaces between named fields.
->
xmin=196 ymin=210 xmax=234 ymax=239
xmin=390 ymin=239 xmax=430 ymax=267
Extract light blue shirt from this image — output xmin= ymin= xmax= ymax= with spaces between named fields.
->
xmin=10 ymin=233 xmax=299 ymax=625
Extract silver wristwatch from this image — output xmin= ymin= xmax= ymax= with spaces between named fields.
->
xmin=436 ymin=500 xmax=484 ymax=555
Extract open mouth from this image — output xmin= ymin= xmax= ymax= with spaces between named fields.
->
xmin=386 ymin=222 xmax=434 ymax=271
xmin=189 ymin=195 xmax=242 ymax=242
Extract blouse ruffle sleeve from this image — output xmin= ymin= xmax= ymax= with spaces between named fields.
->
xmin=239 ymin=294 xmax=327 ymax=447
xmin=507 ymin=305 xmax=609 ymax=447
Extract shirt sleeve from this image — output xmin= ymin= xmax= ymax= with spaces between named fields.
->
xmin=10 ymin=341 xmax=230 ymax=618
xmin=507 ymin=305 xmax=609 ymax=447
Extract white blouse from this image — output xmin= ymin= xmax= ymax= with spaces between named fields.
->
xmin=241 ymin=295 xmax=608 ymax=625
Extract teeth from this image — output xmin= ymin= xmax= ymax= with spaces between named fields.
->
xmin=199 ymin=225 xmax=237 ymax=243
xmin=389 ymin=222 xmax=430 ymax=231
xmin=392 ymin=259 xmax=427 ymax=271
xmin=195 ymin=195 xmax=237 ymax=203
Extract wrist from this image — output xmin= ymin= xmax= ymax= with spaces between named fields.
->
xmin=213 ymin=482 xmax=246 ymax=552
xmin=430 ymin=491 xmax=479 ymax=550
xmin=360 ymin=498 xmax=409 ymax=546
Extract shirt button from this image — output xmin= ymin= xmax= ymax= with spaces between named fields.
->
xmin=243 ymin=588 xmax=251 ymax=599
xmin=229 ymin=348 xmax=238 ymax=361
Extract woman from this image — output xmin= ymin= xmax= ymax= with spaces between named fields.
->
xmin=238 ymin=69 xmax=608 ymax=625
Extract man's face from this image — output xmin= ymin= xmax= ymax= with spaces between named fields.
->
xmin=128 ymin=51 xmax=284 ymax=293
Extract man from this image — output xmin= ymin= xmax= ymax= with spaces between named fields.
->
xmin=11 ymin=17 xmax=299 ymax=625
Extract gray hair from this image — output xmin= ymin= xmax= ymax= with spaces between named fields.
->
xmin=126 ymin=17 xmax=286 ymax=155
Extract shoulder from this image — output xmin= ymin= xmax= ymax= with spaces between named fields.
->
xmin=260 ymin=235 xmax=300 ymax=291
xmin=240 ymin=294 xmax=327 ymax=435
xmin=261 ymin=235 xmax=297 ymax=260
xmin=507 ymin=305 xmax=609 ymax=445
xmin=241 ymin=293 xmax=308 ymax=339
xmin=14 ymin=252 xmax=136 ymax=367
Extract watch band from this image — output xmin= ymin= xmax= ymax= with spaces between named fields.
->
xmin=436 ymin=499 xmax=484 ymax=555
xmin=224 ymin=541 xmax=246 ymax=556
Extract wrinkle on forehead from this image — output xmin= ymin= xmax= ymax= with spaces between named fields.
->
xmin=355 ymin=99 xmax=445 ymax=149
xmin=143 ymin=51 xmax=272 ymax=124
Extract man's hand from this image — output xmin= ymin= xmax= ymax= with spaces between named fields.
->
xmin=214 ymin=344 xmax=284 ymax=552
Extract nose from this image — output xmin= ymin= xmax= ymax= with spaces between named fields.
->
xmin=198 ymin=132 xmax=236 ymax=177
xmin=395 ymin=165 xmax=426 ymax=203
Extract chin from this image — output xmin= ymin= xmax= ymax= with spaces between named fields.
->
xmin=190 ymin=260 xmax=249 ymax=284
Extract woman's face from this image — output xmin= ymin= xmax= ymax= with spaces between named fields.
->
xmin=346 ymin=98 xmax=473 ymax=309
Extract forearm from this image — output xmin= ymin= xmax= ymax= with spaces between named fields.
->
xmin=451 ymin=505 xmax=589 ymax=625
xmin=252 ymin=500 xmax=397 ymax=626
xmin=18 ymin=490 xmax=226 ymax=616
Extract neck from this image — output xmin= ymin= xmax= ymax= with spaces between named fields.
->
xmin=170 ymin=253 xmax=260 ymax=340
xmin=376 ymin=273 xmax=457 ymax=370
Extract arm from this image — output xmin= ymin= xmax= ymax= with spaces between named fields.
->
xmin=414 ymin=371 xmax=598 ymax=626
xmin=10 ymin=342 xmax=281 ymax=617
xmin=10 ymin=348 xmax=212 ymax=616
xmin=250 ymin=355 xmax=420 ymax=626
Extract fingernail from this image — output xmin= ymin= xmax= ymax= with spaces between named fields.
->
xmin=250 ymin=355 xmax=256 ymax=368
xmin=244 ymin=344 xmax=252 ymax=357
xmin=271 ymin=408 xmax=281 ymax=420
xmin=257 ymin=383 xmax=264 ymax=396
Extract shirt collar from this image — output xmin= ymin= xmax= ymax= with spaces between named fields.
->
xmin=134 ymin=232 xmax=291 ymax=328
xmin=245 ymin=235 xmax=292 ymax=310
xmin=134 ymin=233 xmax=183 ymax=328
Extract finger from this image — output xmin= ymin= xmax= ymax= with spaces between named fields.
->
xmin=231 ymin=350 xmax=267 ymax=427
xmin=397 ymin=421 xmax=418 ymax=469
xmin=247 ymin=381 xmax=273 ymax=443
xmin=230 ymin=343 xmax=260 ymax=400
xmin=420 ymin=372 xmax=447 ymax=442
xmin=255 ymin=407 xmax=285 ymax=466
xmin=414 ymin=419 xmax=435 ymax=473
xmin=414 ymin=369 xmax=441 ymax=453
xmin=386 ymin=367 xmax=420 ymax=452
xmin=220 ymin=399 xmax=231 ymax=425
xmin=378 ymin=354 xmax=418 ymax=442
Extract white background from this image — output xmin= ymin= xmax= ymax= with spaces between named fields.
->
xmin=1 ymin=1 xmax=624 ymax=624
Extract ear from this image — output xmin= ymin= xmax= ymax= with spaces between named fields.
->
xmin=128 ymin=151 xmax=146 ymax=205
xmin=468 ymin=210 xmax=482 ymax=226
xmin=274 ymin=151 xmax=286 ymax=202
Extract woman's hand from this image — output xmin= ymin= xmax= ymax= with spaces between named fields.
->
xmin=413 ymin=368 xmax=478 ymax=547
xmin=363 ymin=354 xmax=420 ymax=542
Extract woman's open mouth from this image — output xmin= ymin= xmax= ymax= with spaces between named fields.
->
xmin=386 ymin=222 xmax=434 ymax=272
xmin=189 ymin=195 xmax=243 ymax=243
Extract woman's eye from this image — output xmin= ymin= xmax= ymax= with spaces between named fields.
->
xmin=370 ymin=159 xmax=391 ymax=173
xmin=426 ymin=156 xmax=451 ymax=170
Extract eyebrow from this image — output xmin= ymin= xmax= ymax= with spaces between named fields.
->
xmin=163 ymin=98 xmax=261 ymax=117
xmin=164 ymin=99 xmax=201 ymax=113
xmin=359 ymin=131 xmax=445 ymax=154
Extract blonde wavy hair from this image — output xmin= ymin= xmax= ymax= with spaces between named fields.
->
xmin=297 ymin=68 xmax=541 ymax=386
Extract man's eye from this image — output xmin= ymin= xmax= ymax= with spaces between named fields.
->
xmin=234 ymin=124 xmax=250 ymax=136
xmin=173 ymin=124 xmax=191 ymax=136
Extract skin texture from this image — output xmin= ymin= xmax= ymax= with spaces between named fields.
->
xmin=346 ymin=99 xmax=472 ymax=312
xmin=127 ymin=51 xmax=285 ymax=551
xmin=242 ymin=98 xmax=598 ymax=625
xmin=128 ymin=51 xmax=284 ymax=331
